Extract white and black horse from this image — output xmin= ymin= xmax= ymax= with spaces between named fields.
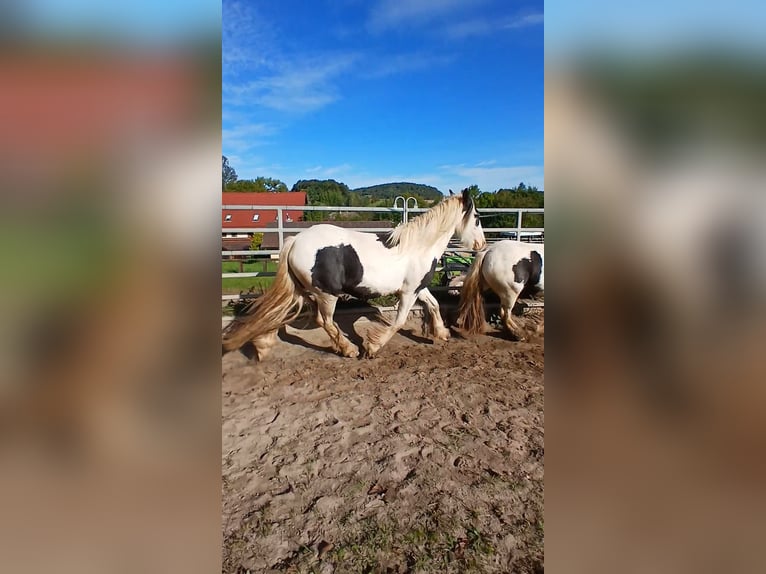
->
xmin=456 ymin=240 xmax=544 ymax=339
xmin=223 ymin=189 xmax=486 ymax=359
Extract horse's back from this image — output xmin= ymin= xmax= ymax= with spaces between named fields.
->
xmin=287 ymin=224 xmax=403 ymax=296
xmin=485 ymin=240 xmax=544 ymax=290
xmin=293 ymin=224 xmax=382 ymax=248
xmin=491 ymin=239 xmax=544 ymax=260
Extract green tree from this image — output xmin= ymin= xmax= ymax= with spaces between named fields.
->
xmin=222 ymin=155 xmax=237 ymax=190
xmin=473 ymin=182 xmax=544 ymax=229
xmin=227 ymin=177 xmax=289 ymax=193
xmin=250 ymin=232 xmax=264 ymax=250
xmin=292 ymin=179 xmax=351 ymax=221
xmin=351 ymin=182 xmax=442 ymax=202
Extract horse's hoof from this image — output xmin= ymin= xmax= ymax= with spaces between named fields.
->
xmin=342 ymin=347 xmax=359 ymax=358
xmin=435 ymin=330 xmax=451 ymax=341
xmin=362 ymin=343 xmax=378 ymax=358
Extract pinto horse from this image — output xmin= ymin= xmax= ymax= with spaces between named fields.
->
xmin=456 ymin=240 xmax=544 ymax=339
xmin=223 ymin=189 xmax=486 ymax=359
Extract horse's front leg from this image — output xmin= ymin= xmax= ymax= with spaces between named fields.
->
xmin=363 ymin=290 xmax=418 ymax=358
xmin=417 ymin=288 xmax=450 ymax=341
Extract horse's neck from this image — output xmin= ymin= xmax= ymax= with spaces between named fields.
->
xmin=397 ymin=212 xmax=457 ymax=261
xmin=428 ymin=227 xmax=457 ymax=257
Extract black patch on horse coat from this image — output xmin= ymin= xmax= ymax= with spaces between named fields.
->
xmin=311 ymin=244 xmax=381 ymax=300
xmin=416 ymin=258 xmax=438 ymax=293
xmin=375 ymin=231 xmax=396 ymax=249
xmin=512 ymin=250 xmax=543 ymax=295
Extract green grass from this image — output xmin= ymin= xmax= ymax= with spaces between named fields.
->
xmin=222 ymin=259 xmax=278 ymax=294
xmin=222 ymin=276 xmax=274 ymax=295
xmin=222 ymin=260 xmax=278 ymax=273
xmin=322 ymin=517 xmax=495 ymax=573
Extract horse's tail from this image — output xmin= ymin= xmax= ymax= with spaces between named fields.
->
xmin=456 ymin=249 xmax=488 ymax=335
xmin=222 ymin=237 xmax=304 ymax=356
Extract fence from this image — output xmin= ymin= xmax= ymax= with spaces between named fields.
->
xmin=222 ymin=197 xmax=543 ymax=301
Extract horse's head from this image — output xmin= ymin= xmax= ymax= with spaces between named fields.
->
xmin=457 ymin=188 xmax=487 ymax=250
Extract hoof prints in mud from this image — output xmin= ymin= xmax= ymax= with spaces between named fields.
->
xmin=223 ymin=315 xmax=544 ymax=573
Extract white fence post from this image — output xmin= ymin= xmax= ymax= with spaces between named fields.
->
xmin=393 ymin=196 xmax=407 ymax=223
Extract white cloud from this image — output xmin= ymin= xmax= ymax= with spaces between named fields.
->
xmin=368 ymin=0 xmax=488 ymax=32
xmin=222 ymin=123 xmax=276 ymax=140
xmin=222 ymin=1 xmax=277 ymax=75
xmin=440 ymin=163 xmax=545 ymax=191
xmin=301 ymin=164 xmax=355 ymax=178
xmin=222 ymin=123 xmax=277 ymax=154
xmin=361 ymin=52 xmax=455 ymax=78
xmin=323 ymin=164 xmax=354 ymax=176
xmin=229 ymin=158 xmax=287 ymax=181
xmin=503 ymin=13 xmax=544 ymax=29
xmin=224 ymin=53 xmax=358 ymax=114
xmin=446 ymin=12 xmax=544 ymax=38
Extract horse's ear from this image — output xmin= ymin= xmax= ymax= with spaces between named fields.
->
xmin=449 ymin=189 xmax=454 ymax=196
xmin=461 ymin=188 xmax=473 ymax=212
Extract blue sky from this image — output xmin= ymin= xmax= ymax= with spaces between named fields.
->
xmin=223 ymin=0 xmax=543 ymax=193
xmin=545 ymin=0 xmax=766 ymax=57
xmin=17 ymin=0 xmax=218 ymax=43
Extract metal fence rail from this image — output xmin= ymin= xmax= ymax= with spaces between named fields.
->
xmin=222 ymin=198 xmax=543 ymax=301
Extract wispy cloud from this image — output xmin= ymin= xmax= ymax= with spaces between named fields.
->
xmin=224 ymin=1 xmax=359 ymax=115
xmin=446 ymin=12 xmax=543 ymax=39
xmin=368 ymin=0 xmax=489 ymax=33
xmin=440 ymin=163 xmax=544 ymax=190
xmin=223 ymin=2 xmax=277 ymax=76
xmin=227 ymin=155 xmax=286 ymax=181
xmin=503 ymin=13 xmax=544 ymax=29
xmin=303 ymin=164 xmax=355 ymax=178
xmin=361 ymin=52 xmax=455 ymax=78
xmin=222 ymin=123 xmax=278 ymax=154
xmin=224 ymin=53 xmax=359 ymax=114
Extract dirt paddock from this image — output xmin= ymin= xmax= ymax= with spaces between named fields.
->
xmin=222 ymin=306 xmax=544 ymax=573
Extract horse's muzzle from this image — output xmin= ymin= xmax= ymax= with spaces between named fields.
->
xmin=473 ymin=239 xmax=487 ymax=250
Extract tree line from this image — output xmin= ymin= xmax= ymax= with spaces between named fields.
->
xmin=222 ymin=155 xmax=543 ymax=227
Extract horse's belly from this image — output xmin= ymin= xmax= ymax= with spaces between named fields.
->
xmin=293 ymin=238 xmax=404 ymax=299
xmin=358 ymin=272 xmax=403 ymax=297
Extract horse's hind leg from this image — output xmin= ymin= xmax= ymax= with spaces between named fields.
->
xmin=252 ymin=330 xmax=279 ymax=361
xmin=316 ymin=293 xmax=358 ymax=358
xmin=417 ymin=288 xmax=450 ymax=341
xmin=500 ymin=286 xmax=525 ymax=341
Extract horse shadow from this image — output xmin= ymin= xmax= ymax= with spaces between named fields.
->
xmin=280 ymin=299 xmax=433 ymax=355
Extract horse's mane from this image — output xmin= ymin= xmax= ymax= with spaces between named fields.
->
xmin=386 ymin=195 xmax=463 ymax=249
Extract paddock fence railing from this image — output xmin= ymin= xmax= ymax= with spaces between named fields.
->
xmin=222 ymin=197 xmax=543 ymax=303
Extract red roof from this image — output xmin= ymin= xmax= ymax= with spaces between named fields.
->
xmin=222 ymin=192 xmax=307 ymax=228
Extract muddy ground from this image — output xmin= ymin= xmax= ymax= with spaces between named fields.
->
xmin=222 ymin=306 xmax=544 ymax=573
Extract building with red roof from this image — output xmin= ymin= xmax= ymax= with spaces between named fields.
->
xmin=222 ymin=192 xmax=307 ymax=251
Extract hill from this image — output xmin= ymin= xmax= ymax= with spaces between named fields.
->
xmin=351 ymin=182 xmax=443 ymax=201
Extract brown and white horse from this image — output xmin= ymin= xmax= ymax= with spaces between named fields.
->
xmin=457 ymin=240 xmax=544 ymax=339
xmin=223 ymin=188 xmax=486 ymax=359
